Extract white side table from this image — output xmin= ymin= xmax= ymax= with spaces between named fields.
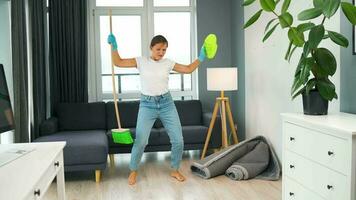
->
xmin=0 ymin=141 xmax=66 ymax=200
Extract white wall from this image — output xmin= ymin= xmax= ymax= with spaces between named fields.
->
xmin=244 ymin=1 xmax=340 ymax=160
xmin=0 ymin=0 xmax=14 ymax=144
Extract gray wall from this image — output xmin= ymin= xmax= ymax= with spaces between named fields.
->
xmin=197 ymin=0 xmax=232 ymax=112
xmin=0 ymin=1 xmax=12 ymax=99
xmin=196 ymin=0 xmax=245 ymax=139
xmin=340 ymin=0 xmax=356 ymax=114
xmin=0 ymin=0 xmax=14 ymax=143
xmin=231 ymin=1 xmax=245 ymax=140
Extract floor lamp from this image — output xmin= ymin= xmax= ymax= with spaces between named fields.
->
xmin=201 ymin=67 xmax=239 ymax=159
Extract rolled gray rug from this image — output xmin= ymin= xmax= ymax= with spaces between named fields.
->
xmin=191 ymin=135 xmax=280 ymax=180
xmin=225 ymin=141 xmax=270 ymax=180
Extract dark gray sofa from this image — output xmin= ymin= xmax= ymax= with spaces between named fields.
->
xmin=35 ymin=100 xmax=221 ymax=182
xmin=106 ymin=100 xmax=221 ymax=154
xmin=35 ymin=102 xmax=109 ymax=182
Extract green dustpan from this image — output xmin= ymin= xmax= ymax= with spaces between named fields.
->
xmin=112 ymin=128 xmax=133 ymax=144
xmin=204 ymin=34 xmax=218 ymax=59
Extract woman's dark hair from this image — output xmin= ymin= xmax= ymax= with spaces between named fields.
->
xmin=150 ymin=35 xmax=168 ymax=48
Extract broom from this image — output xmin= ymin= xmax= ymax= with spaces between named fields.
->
xmin=109 ymin=10 xmax=133 ymax=144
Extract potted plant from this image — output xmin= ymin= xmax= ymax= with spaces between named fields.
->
xmin=243 ymin=0 xmax=356 ymax=115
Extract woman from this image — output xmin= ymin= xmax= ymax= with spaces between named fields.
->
xmin=107 ymin=34 xmax=206 ymax=185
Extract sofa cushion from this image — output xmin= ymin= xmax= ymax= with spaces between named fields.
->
xmin=158 ymin=125 xmax=208 ymax=145
xmin=174 ymin=100 xmax=203 ymax=126
xmin=34 ymin=130 xmax=108 ymax=166
xmin=152 ymin=100 xmax=203 ymax=128
xmin=56 ymin=102 xmax=106 ymax=131
xmin=106 ymin=100 xmax=203 ymax=128
xmin=182 ymin=126 xmax=209 ymax=143
xmin=106 ymin=128 xmax=161 ymax=147
xmin=106 ymin=101 xmax=139 ymax=129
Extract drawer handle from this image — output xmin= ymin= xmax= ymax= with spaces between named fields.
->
xmin=289 ymin=192 xmax=294 ymax=196
xmin=289 ymin=137 xmax=295 ymax=141
xmin=54 ymin=161 xmax=60 ymax=167
xmin=34 ymin=189 xmax=41 ymax=196
xmin=327 ymin=185 xmax=333 ymax=190
xmin=328 ymin=151 xmax=334 ymax=156
xmin=289 ymin=165 xmax=295 ymax=169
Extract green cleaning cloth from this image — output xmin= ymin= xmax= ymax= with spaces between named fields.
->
xmin=204 ymin=34 xmax=218 ymax=59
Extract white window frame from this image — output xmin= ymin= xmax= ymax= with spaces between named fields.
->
xmin=88 ymin=0 xmax=198 ymax=101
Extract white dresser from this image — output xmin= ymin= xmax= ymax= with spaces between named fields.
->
xmin=0 ymin=142 xmax=66 ymax=200
xmin=281 ymin=113 xmax=356 ymax=200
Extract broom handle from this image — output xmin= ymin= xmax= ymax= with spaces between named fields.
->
xmin=109 ymin=9 xmax=122 ymax=129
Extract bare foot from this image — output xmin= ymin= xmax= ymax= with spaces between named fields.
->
xmin=170 ymin=170 xmax=186 ymax=182
xmin=128 ymin=171 xmax=137 ymax=185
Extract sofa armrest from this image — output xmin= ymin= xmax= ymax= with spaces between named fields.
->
xmin=202 ymin=112 xmax=222 ymax=148
xmin=40 ymin=117 xmax=58 ymax=136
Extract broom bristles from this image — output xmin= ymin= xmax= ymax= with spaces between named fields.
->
xmin=112 ymin=128 xmax=133 ymax=144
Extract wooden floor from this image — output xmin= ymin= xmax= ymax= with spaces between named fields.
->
xmin=43 ymin=150 xmax=282 ymax=200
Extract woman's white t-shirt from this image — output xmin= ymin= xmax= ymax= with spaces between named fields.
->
xmin=135 ymin=56 xmax=175 ymax=96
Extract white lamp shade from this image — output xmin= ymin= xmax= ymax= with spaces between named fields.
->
xmin=207 ymin=67 xmax=238 ymax=91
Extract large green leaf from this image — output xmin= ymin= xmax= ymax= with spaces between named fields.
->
xmin=244 ymin=9 xmax=263 ymax=29
xmin=305 ymin=78 xmax=317 ymax=95
xmin=294 ymin=54 xmax=304 ymax=75
xmin=243 ymin=0 xmax=257 ymax=6
xmin=288 ymin=45 xmax=298 ymax=61
xmin=298 ymin=8 xmax=323 ymax=20
xmin=288 ymin=27 xmax=305 ymax=47
xmin=308 ymin=25 xmax=325 ymax=49
xmin=265 ymin=18 xmax=278 ymax=33
xmin=328 ymin=31 xmax=349 ymax=47
xmin=300 ymin=57 xmax=313 ymax=83
xmin=297 ymin=22 xmax=316 ymax=32
xmin=313 ymin=0 xmax=325 ymax=8
xmin=259 ymin=0 xmax=276 ymax=12
xmin=291 ymin=75 xmax=303 ymax=96
xmin=322 ymin=0 xmax=340 ymax=18
xmin=291 ymin=56 xmax=305 ymax=95
xmin=316 ymin=78 xmax=337 ymax=100
xmin=303 ymin=41 xmax=311 ymax=56
xmin=281 ymin=0 xmax=291 ymax=13
xmin=341 ymin=2 xmax=356 ymax=25
xmin=313 ymin=48 xmax=337 ymax=76
xmin=279 ymin=12 xmax=293 ymax=28
xmin=285 ymin=41 xmax=293 ymax=60
xmin=263 ymin=23 xmax=279 ymax=42
xmin=311 ymin=63 xmax=328 ymax=78
xmin=291 ymin=56 xmax=312 ymax=95
xmin=292 ymin=86 xmax=306 ymax=99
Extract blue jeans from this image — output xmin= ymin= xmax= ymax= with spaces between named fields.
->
xmin=129 ymin=92 xmax=184 ymax=171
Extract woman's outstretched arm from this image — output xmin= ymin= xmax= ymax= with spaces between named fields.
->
xmin=173 ymin=46 xmax=206 ymax=74
xmin=108 ymin=34 xmax=137 ymax=68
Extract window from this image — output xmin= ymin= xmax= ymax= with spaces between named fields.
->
xmin=89 ymin=0 xmax=197 ymax=101
xmin=96 ymin=0 xmax=143 ymax=7
xmin=154 ymin=0 xmax=190 ymax=7
xmin=99 ymin=15 xmax=142 ymax=94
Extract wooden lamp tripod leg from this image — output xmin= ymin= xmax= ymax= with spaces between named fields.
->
xmin=226 ymin=99 xmax=239 ymax=144
xmin=201 ymin=99 xmax=220 ymax=159
xmin=221 ymin=99 xmax=228 ymax=148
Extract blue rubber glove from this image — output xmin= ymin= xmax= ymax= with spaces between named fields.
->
xmin=107 ymin=33 xmax=118 ymax=51
xmin=198 ymin=46 xmax=206 ymax=62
